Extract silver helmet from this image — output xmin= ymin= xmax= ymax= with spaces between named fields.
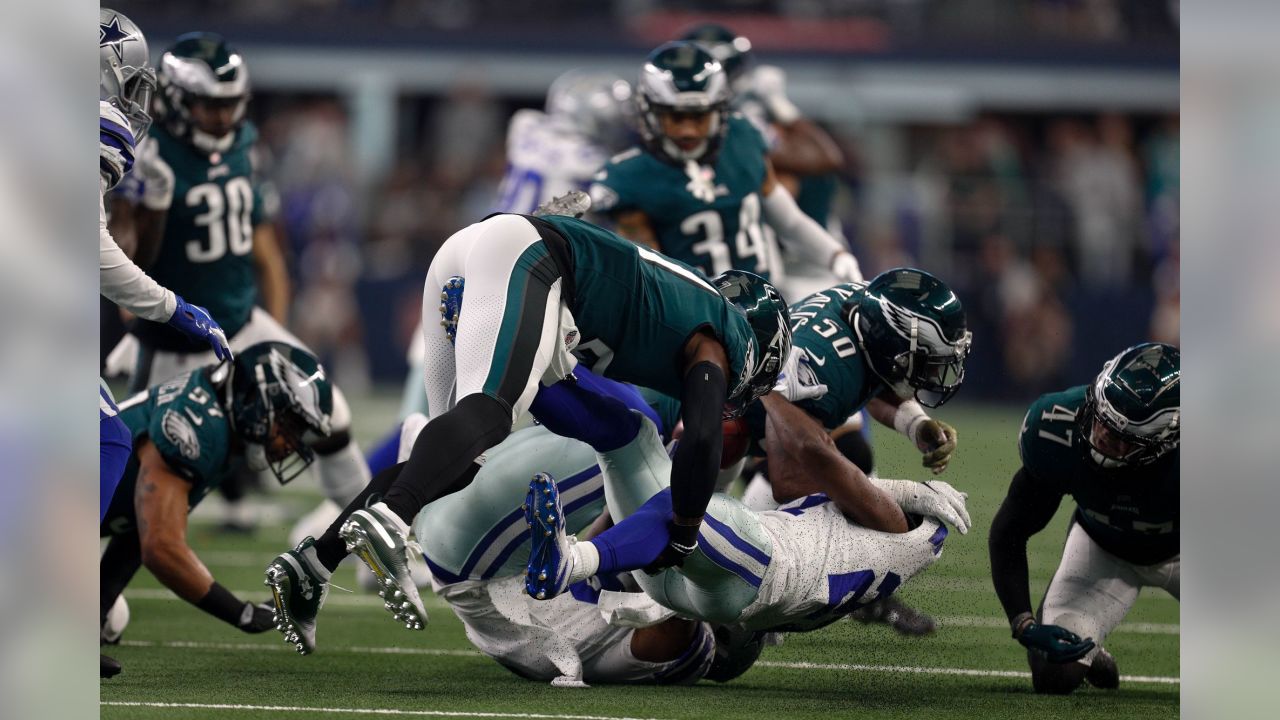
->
xmin=545 ymin=70 xmax=634 ymax=152
xmin=99 ymin=8 xmax=157 ymax=140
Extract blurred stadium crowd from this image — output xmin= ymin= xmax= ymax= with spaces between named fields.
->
xmin=104 ymin=0 xmax=1179 ymax=403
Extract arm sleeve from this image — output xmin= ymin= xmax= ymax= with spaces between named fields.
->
xmin=669 ymin=360 xmax=727 ymax=520
xmin=99 ymin=188 xmax=176 ymax=322
xmin=988 ymin=467 xmax=1066 ymax=623
xmin=761 ymin=183 xmax=850 ymax=269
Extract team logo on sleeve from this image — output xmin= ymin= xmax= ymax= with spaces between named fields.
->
xmin=161 ymin=409 xmax=202 ymax=460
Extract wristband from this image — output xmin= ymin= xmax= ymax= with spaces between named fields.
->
xmin=893 ymin=400 xmax=929 ymax=444
xmin=196 ymin=581 xmax=249 ymax=627
xmin=1010 ymin=611 xmax=1035 ymax=639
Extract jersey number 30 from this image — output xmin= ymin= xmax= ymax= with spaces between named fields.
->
xmin=186 ymin=177 xmax=254 ymax=263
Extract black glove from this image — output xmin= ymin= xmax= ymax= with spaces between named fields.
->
xmin=643 ymin=520 xmax=700 ymax=574
xmin=237 ymin=601 xmax=277 ymax=634
xmin=1015 ymin=618 xmax=1095 ymax=664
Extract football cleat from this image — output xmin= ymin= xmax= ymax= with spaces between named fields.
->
xmin=1085 ymin=647 xmax=1120 ymax=690
xmin=264 ymin=536 xmax=329 ymax=655
xmin=850 ymin=596 xmax=937 ymax=636
xmin=524 ymin=472 xmax=575 ymax=601
xmin=339 ymin=502 xmax=427 ymax=630
xmin=100 ymin=653 xmax=122 ymax=679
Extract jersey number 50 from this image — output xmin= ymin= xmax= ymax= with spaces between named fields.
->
xmin=186 ymin=177 xmax=255 ymax=263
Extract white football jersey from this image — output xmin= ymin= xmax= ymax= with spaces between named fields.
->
xmin=493 ymin=109 xmax=610 ymax=214
xmin=741 ymin=497 xmax=947 ymax=632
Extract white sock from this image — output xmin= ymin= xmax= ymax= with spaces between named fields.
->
xmin=569 ymin=539 xmax=600 ymax=584
xmin=298 ymin=542 xmax=333 ymax=583
xmin=369 ymin=501 xmax=411 ymax=536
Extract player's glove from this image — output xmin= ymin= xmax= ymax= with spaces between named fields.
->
xmin=1013 ymin=615 xmax=1095 ymax=664
xmin=168 ymin=295 xmax=233 ymax=362
xmin=99 ymin=101 xmax=137 ymax=190
xmin=915 ymin=419 xmax=958 ymax=474
xmin=643 ymin=520 xmax=699 ymax=574
xmin=772 ymin=347 xmax=827 ymax=403
xmin=872 ymin=478 xmax=971 ymax=534
xmin=132 ymin=137 xmax=176 ymax=211
xmin=237 ymin=601 xmax=277 ymax=634
xmin=830 ymin=251 xmax=863 ymax=283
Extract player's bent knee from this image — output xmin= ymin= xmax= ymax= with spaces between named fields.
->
xmin=1028 ymin=651 xmax=1088 ymax=695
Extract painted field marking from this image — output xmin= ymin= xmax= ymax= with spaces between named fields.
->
xmin=100 ymin=701 xmax=666 ymax=720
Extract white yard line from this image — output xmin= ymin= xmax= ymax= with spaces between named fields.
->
xmin=122 ymin=588 xmax=1180 ymax=634
xmin=113 ymin=640 xmax=1179 ymax=685
xmin=100 ymin=701 xmax=666 ymax=720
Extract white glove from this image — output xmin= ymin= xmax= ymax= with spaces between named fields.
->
xmin=751 ymin=65 xmax=801 ymax=125
xmin=133 ymin=136 xmax=176 ymax=211
xmin=772 ymin=346 xmax=828 ymax=403
xmin=830 ymin=252 xmax=863 ymax=283
xmin=872 ymin=478 xmax=971 ymax=535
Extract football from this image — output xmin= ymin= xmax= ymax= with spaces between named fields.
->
xmin=721 ymin=416 xmax=751 ymax=469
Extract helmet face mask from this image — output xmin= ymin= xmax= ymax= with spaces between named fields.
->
xmin=229 ymin=342 xmax=333 ymax=485
xmin=712 ymin=270 xmax=792 ymax=418
xmin=1081 ymin=343 xmax=1180 ymax=468
xmin=99 ymin=8 xmax=156 ymax=140
xmin=853 ymin=268 xmax=971 ymax=408
xmin=637 ymin=42 xmax=731 ymax=165
xmin=155 ymin=32 xmax=251 ymax=153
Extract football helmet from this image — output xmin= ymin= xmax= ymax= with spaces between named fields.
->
xmin=849 ymin=268 xmax=972 ymax=408
xmin=713 ymin=270 xmax=792 ymax=418
xmin=679 ymin=23 xmax=754 ymax=87
xmin=545 ymin=70 xmax=635 ymax=152
xmin=224 ymin=342 xmax=333 ymax=484
xmin=154 ymin=32 xmax=250 ymax=154
xmin=1080 ymin=342 xmax=1180 ymax=468
xmin=636 ymin=41 xmax=732 ymax=165
xmin=99 ymin=8 xmax=156 ymax=141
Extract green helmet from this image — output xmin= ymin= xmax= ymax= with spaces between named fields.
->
xmin=224 ymin=341 xmax=332 ymax=484
xmin=679 ymin=23 xmax=754 ymax=86
xmin=1081 ymin=342 xmax=1180 ymax=468
xmin=850 ymin=268 xmax=972 ymax=408
xmin=636 ymin=41 xmax=732 ymax=165
xmin=713 ymin=270 xmax=791 ymax=418
xmin=154 ymin=32 xmax=250 ymax=153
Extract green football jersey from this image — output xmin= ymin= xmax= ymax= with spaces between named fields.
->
xmin=590 ymin=114 xmax=772 ymax=279
xmin=132 ymin=123 xmax=266 ymax=349
xmin=537 ymin=215 xmax=758 ymax=401
xmin=100 ymin=368 xmax=235 ymax=537
xmin=1019 ymin=386 xmax=1179 ymax=565
xmin=743 ymin=283 xmax=881 ymax=443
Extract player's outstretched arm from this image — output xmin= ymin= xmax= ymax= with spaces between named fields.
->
xmin=989 ymin=466 xmax=1093 ymax=663
xmin=252 ymin=224 xmax=291 ymax=324
xmin=758 ymin=160 xmax=860 ymax=282
xmin=761 ymin=392 xmax=907 ymax=533
xmin=134 ymin=441 xmax=272 ymax=633
xmin=770 ymin=118 xmax=845 ymax=176
xmin=867 ymin=392 xmax=959 ymax=474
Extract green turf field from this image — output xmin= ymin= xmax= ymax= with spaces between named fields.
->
xmin=101 ymin=392 xmax=1179 ymax=719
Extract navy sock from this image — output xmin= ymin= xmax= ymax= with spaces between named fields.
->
xmin=364 ymin=425 xmax=402 ymax=477
xmin=591 ymin=488 xmax=674 ymax=574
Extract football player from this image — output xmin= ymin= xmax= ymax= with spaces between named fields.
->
xmin=266 ymin=210 xmax=790 ymax=637
xmin=589 ymin=42 xmax=860 ymax=285
xmin=988 ymin=343 xmax=1180 ymax=694
xmin=105 ymin=32 xmax=369 ymax=524
xmin=99 ymin=8 xmax=233 ymax=681
xmin=522 ymin=368 xmax=968 ymax=674
xmin=99 ymin=342 xmax=333 ymax=677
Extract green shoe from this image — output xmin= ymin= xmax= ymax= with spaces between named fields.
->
xmin=339 ymin=502 xmax=428 ymax=630
xmin=264 ymin=536 xmax=329 ymax=655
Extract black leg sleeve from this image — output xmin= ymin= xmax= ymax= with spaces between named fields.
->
xmin=100 ymin=533 xmax=143 ymax=626
xmin=670 ymin=361 xmax=727 ymax=521
xmin=312 ymin=460 xmax=405 ymax=572
xmin=382 ymin=393 xmax=513 ymax=525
